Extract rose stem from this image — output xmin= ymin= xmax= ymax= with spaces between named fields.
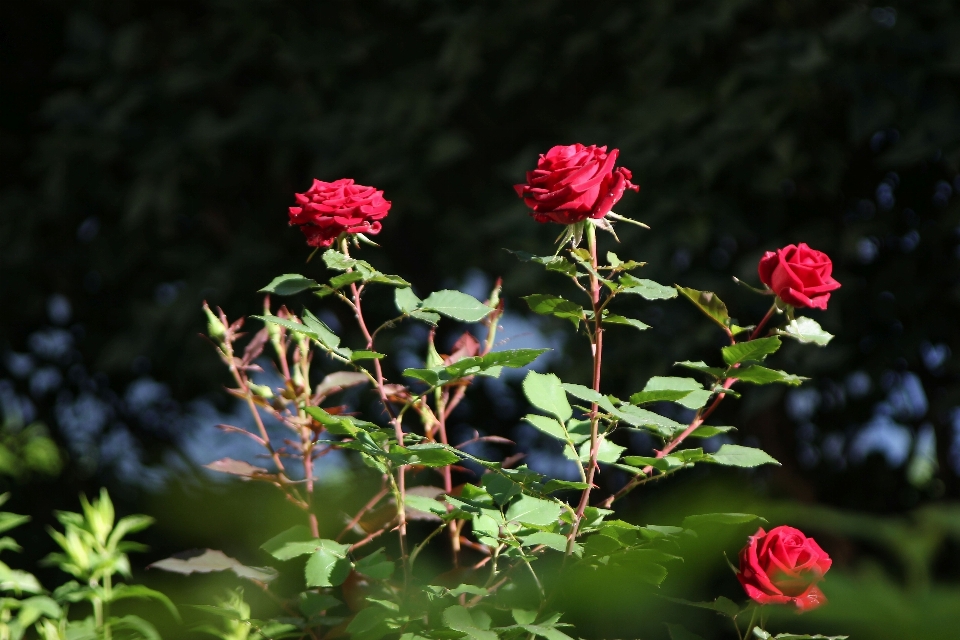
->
xmin=340 ymin=239 xmax=410 ymax=579
xmin=602 ymin=301 xmax=780 ymax=507
xmin=568 ymin=221 xmax=604 ymax=552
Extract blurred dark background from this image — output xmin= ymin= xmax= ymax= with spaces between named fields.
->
xmin=2 ymin=1 xmax=960 ymax=638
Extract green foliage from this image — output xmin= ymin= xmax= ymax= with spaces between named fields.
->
xmin=419 ymin=291 xmax=493 ymax=323
xmin=154 ymin=122 xmax=829 ymax=640
xmin=0 ymin=490 xmax=172 ymax=640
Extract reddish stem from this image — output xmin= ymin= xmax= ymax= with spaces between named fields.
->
xmin=348 ymin=279 xmax=409 ymax=564
xmin=336 ymin=485 xmax=389 ymax=541
xmin=602 ymin=302 xmax=779 ymax=507
xmin=569 ymin=224 xmax=604 ymax=550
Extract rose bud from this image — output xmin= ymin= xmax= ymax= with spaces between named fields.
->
xmin=514 ymin=144 xmax=639 ymax=225
xmin=758 ymin=243 xmax=840 ymax=310
xmin=288 ymin=178 xmax=391 ymax=248
xmin=737 ymin=526 xmax=833 ymax=612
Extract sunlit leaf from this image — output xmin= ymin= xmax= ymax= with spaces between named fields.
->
xmin=523 ymin=372 xmax=573 ymax=422
xmin=721 ymin=336 xmax=782 ymax=365
xmin=735 ymin=365 xmax=807 ymax=385
xmin=504 ymin=495 xmax=562 ymax=526
xmin=421 ymin=290 xmax=493 ymax=322
xmin=259 ymin=274 xmax=319 ymax=296
xmin=706 ymin=445 xmax=780 ymax=468
xmin=523 ymin=294 xmax=584 ymax=328
xmin=305 ymin=540 xmax=353 ymax=587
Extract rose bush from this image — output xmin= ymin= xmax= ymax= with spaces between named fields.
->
xmin=513 ymin=143 xmax=638 ymax=224
xmin=758 ymin=242 xmax=841 ymax=310
xmin=738 ymin=525 xmax=833 ymax=611
xmin=146 ymin=149 xmax=846 ymax=640
xmin=288 ymin=178 xmax=391 ymax=247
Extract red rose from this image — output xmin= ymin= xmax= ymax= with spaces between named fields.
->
xmin=288 ymin=178 xmax=391 ymax=248
xmin=758 ymin=243 xmax=840 ymax=310
xmin=513 ymin=144 xmax=639 ymax=224
xmin=738 ymin=526 xmax=832 ymax=612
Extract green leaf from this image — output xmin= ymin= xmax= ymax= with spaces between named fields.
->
xmin=542 ymin=479 xmax=590 ymax=493
xmin=256 ymin=314 xmax=319 ymax=341
xmin=444 ymin=584 xmax=488 ymax=598
xmin=367 ymin=273 xmax=411 ymax=287
xmin=521 ymin=625 xmax=576 ymax=640
xmin=606 ymin=251 xmax=644 ymax=271
xmin=735 ymin=365 xmax=807 ymax=385
xmin=560 ymin=383 xmax=618 ymax=414
xmin=505 ymin=495 xmax=562 ymax=526
xmin=261 ymin=525 xmax=316 ymax=560
xmin=395 ymin=287 xmax=421 ymax=313
xmin=523 ymin=413 xmax=570 ymax=442
xmin=682 ymin=513 xmax=767 ymax=528
xmin=445 ymin=348 xmax=549 ymax=378
xmin=301 ymin=309 xmax=345 ymax=352
xmin=300 ymin=592 xmax=342 ymax=618
xmin=629 ymin=389 xmax=694 ymax=405
xmin=641 ymin=377 xmax=712 ymax=410
xmin=523 ymin=294 xmax=584 ymax=328
xmin=394 ymin=444 xmax=461 ymax=467
xmin=411 ymin=310 xmax=442 ymax=325
xmin=480 ymin=473 xmax=522 ymax=506
xmin=520 ymin=531 xmax=569 ymax=552
xmin=0 ymin=512 xmax=30 ymax=535
xmin=666 ymin=624 xmax=706 ymax=640
xmin=776 ymin=316 xmax=835 ymax=346
xmin=688 ymin=425 xmax=735 ymax=438
xmin=0 ymin=568 xmax=43 ymax=593
xmin=615 ymin=405 xmax=686 ymax=438
xmin=506 ymin=250 xmax=578 ymax=277
xmin=721 ymin=336 xmax=782 ymax=365
xmin=676 ymin=286 xmax=746 ymax=334
xmin=675 ymin=361 xmax=726 ymax=378
xmin=621 ymin=455 xmax=684 ymax=472
xmin=305 ymin=540 xmax=353 ymax=587
xmin=442 ymin=605 xmax=497 ymax=640
xmin=619 ymin=276 xmax=677 ymax=300
xmin=420 ymin=290 xmax=493 ymax=322
xmin=110 ymin=614 xmax=161 ymax=640
xmin=512 ymin=609 xmax=538 ymax=625
xmin=109 ymin=584 xmax=180 ymax=620
xmin=523 ymin=372 xmax=572 ymax=422
xmin=350 ymin=350 xmax=385 ymax=361
xmin=707 ymin=445 xmax=780 ymax=468
xmin=603 ymin=314 xmax=650 ymax=331
xmin=321 ymin=250 xmax=357 ymax=271
xmin=259 ymin=274 xmax=319 ymax=296
xmin=571 ymin=438 xmax=625 ymax=464
xmin=405 ymin=494 xmax=448 ymax=518
xmin=15 ymin=595 xmax=62 ymax=627
xmin=355 ymin=549 xmax=395 ymax=579
xmin=329 ymin=271 xmax=365 ymax=289
xmin=346 ymin=606 xmax=390 ymax=635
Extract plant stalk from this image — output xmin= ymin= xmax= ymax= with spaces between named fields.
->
xmin=568 ymin=221 xmax=604 ymax=552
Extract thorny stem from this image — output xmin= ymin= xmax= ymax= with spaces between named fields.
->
xmin=602 ymin=301 xmax=780 ymax=507
xmin=336 ymin=484 xmax=390 ymax=542
xmin=341 ymin=239 xmax=410 ymax=580
xmin=568 ymin=222 xmax=604 ymax=553
xmin=226 ymin=342 xmax=287 ymax=477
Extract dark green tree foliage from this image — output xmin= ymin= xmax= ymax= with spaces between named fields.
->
xmin=1 ymin=1 xmax=960 ymax=509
